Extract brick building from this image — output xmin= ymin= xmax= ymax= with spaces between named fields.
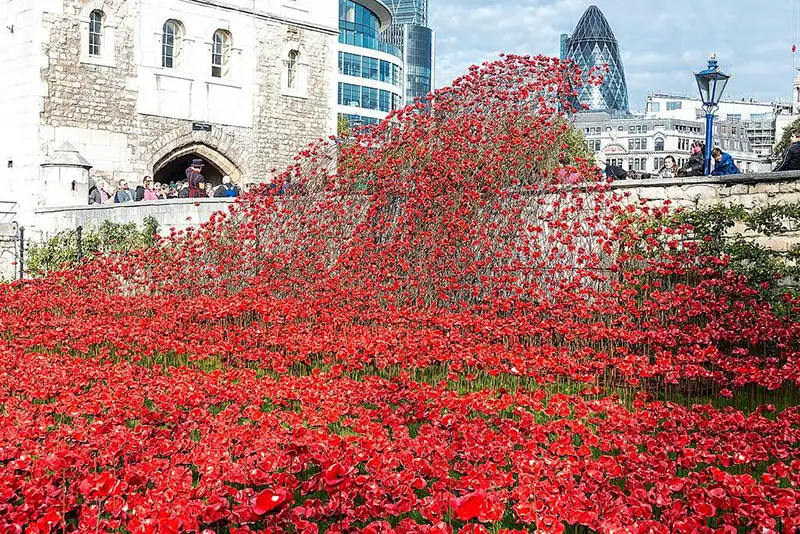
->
xmin=0 ymin=0 xmax=338 ymax=223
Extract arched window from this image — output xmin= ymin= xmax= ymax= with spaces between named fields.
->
xmin=654 ymin=137 xmax=665 ymax=152
xmin=89 ymin=10 xmax=103 ymax=56
xmin=287 ymin=50 xmax=299 ymax=89
xmin=162 ymin=20 xmax=183 ymax=68
xmin=211 ymin=30 xmax=231 ymax=78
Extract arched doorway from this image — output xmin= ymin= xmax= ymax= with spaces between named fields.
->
xmin=154 ymin=154 xmax=224 ymax=186
xmin=152 ymin=143 xmax=243 ymax=186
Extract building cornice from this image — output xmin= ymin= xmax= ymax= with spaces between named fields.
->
xmin=184 ymin=0 xmax=339 ymax=35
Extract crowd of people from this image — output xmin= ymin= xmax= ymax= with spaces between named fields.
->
xmin=601 ymin=141 xmax=743 ymax=181
xmin=88 ymin=159 xmax=243 ymax=205
xmin=87 ymin=133 xmax=800 ymax=205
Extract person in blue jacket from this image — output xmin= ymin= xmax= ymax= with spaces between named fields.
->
xmin=710 ymin=147 xmax=740 ymax=176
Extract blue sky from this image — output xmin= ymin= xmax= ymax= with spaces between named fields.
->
xmin=430 ymin=0 xmax=796 ymax=111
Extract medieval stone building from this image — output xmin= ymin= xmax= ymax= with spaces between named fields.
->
xmin=0 ymin=0 xmax=338 ymax=223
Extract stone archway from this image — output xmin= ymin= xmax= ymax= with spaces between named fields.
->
xmin=152 ymin=143 xmax=243 ymax=186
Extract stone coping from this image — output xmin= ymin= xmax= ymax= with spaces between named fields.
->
xmin=610 ymin=170 xmax=800 ymax=190
xmin=35 ymin=197 xmax=236 ymax=215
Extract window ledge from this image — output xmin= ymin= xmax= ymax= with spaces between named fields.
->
xmin=81 ymin=56 xmax=116 ymax=68
xmin=205 ymin=77 xmax=242 ymax=89
xmin=281 ymin=89 xmax=308 ymax=99
xmin=153 ymin=68 xmax=194 ymax=81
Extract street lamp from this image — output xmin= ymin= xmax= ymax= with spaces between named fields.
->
xmin=694 ymin=54 xmax=731 ymax=175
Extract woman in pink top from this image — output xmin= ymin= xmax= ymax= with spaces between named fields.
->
xmin=143 ymin=177 xmax=159 ymax=201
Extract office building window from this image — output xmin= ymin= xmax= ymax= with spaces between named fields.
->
xmin=655 ymin=138 xmax=664 ymax=152
xmin=380 ymin=60 xmax=391 ymax=83
xmin=361 ymin=86 xmax=378 ymax=110
xmin=362 ymin=57 xmax=379 ymax=80
xmin=667 ymin=101 xmax=682 ymax=111
xmin=341 ymin=52 xmax=361 ymax=77
xmin=339 ymin=83 xmax=361 ymax=107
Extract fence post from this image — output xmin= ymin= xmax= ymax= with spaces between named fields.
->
xmin=18 ymin=226 xmax=24 ymax=280
xmin=76 ymin=225 xmax=83 ymax=261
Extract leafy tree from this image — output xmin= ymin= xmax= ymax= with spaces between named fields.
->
xmin=337 ymin=115 xmax=351 ymax=138
xmin=27 ymin=216 xmax=159 ymax=277
xmin=773 ymin=116 xmax=800 ymax=160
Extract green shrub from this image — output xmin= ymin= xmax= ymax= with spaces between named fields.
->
xmin=27 ymin=216 xmax=159 ymax=277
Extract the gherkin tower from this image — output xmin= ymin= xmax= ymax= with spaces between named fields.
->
xmin=564 ymin=5 xmax=629 ymax=114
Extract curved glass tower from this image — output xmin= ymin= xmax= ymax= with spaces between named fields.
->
xmin=337 ymin=0 xmax=405 ymax=127
xmin=564 ymin=5 xmax=629 ymax=115
xmin=383 ymin=0 xmax=434 ymax=105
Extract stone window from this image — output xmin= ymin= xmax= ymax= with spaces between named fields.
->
xmin=89 ymin=10 xmax=103 ymax=56
xmin=80 ymin=4 xmax=115 ymax=67
xmin=212 ymin=30 xmax=232 ymax=78
xmin=654 ymin=137 xmax=665 ymax=152
xmin=162 ymin=20 xmax=183 ymax=69
xmin=286 ymin=50 xmax=299 ymax=89
xmin=281 ymin=42 xmax=308 ymax=98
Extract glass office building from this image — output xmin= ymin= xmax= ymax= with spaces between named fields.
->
xmin=563 ymin=5 xmax=629 ymax=115
xmin=559 ymin=33 xmax=570 ymax=60
xmin=382 ymin=0 xmax=434 ymax=105
xmin=338 ymin=0 xmax=405 ymax=128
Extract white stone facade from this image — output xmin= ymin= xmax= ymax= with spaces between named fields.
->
xmin=578 ymin=115 xmax=761 ymax=174
xmin=645 ymin=94 xmax=793 ymax=161
xmin=0 ymin=0 xmax=338 ymax=225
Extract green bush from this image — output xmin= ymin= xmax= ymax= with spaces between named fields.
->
xmin=27 ymin=216 xmax=159 ymax=277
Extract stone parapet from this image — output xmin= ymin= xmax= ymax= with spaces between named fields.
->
xmin=31 ymin=198 xmax=235 ymax=238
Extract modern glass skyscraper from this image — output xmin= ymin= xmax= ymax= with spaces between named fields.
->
xmin=384 ymin=0 xmax=428 ymax=25
xmin=563 ymin=5 xmax=629 ymax=115
xmin=337 ymin=0 xmax=405 ymax=127
xmin=382 ymin=0 xmax=434 ymax=105
xmin=559 ymin=33 xmax=570 ymax=60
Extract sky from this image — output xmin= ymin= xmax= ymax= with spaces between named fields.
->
xmin=430 ymin=0 xmax=797 ymax=111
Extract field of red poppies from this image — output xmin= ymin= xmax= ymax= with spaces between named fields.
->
xmin=1 ymin=56 xmax=800 ymax=533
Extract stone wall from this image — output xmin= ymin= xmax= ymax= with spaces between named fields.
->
xmin=31 ymin=197 xmax=235 ymax=239
xmin=613 ymin=170 xmax=800 ymax=252
xmin=4 ymin=170 xmax=800 ymax=279
xmin=611 ymin=170 xmax=800 ymax=210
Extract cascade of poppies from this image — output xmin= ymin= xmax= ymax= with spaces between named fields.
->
xmin=0 ymin=54 xmax=798 ymax=532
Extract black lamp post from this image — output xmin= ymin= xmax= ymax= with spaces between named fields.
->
xmin=694 ymin=55 xmax=731 ymax=175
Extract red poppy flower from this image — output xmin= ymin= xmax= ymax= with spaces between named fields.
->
xmin=323 ymin=463 xmax=351 ymax=488
xmin=451 ymin=490 xmax=488 ymax=521
xmin=253 ymin=488 xmax=291 ymax=515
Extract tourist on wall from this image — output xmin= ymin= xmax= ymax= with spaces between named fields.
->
xmin=710 ymin=147 xmax=740 ymax=176
xmin=214 ymin=175 xmax=240 ymax=198
xmin=152 ymin=182 xmax=167 ymax=199
xmin=142 ymin=177 xmax=159 ymax=201
xmin=133 ymin=181 xmax=146 ymax=201
xmin=205 ymin=183 xmax=216 ymax=197
xmin=97 ymin=180 xmax=112 ymax=203
xmin=114 ymin=180 xmax=134 ymax=203
xmin=657 ymin=155 xmax=679 ymax=178
xmin=677 ymin=142 xmax=705 ymax=177
xmin=88 ymin=178 xmax=102 ymax=205
xmin=177 ymin=181 xmax=190 ymax=198
xmin=774 ymin=129 xmax=800 ymax=172
xmin=186 ymin=159 xmax=206 ymax=198
xmin=166 ymin=182 xmax=178 ymax=198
